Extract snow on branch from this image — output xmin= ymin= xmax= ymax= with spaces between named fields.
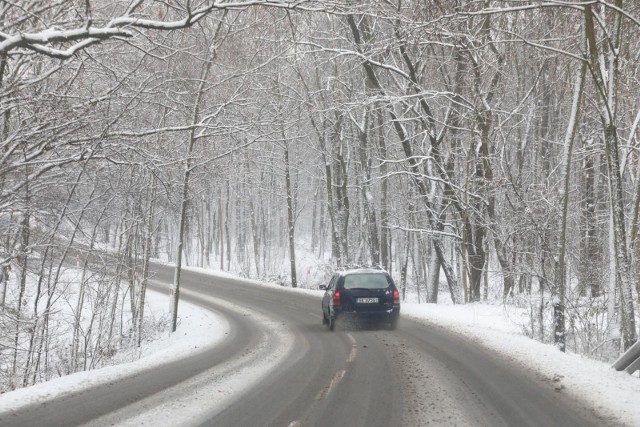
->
xmin=0 ymin=0 xmax=317 ymax=58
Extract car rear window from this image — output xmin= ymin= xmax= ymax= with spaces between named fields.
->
xmin=343 ymin=273 xmax=390 ymax=290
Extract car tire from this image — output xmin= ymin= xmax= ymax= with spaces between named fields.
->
xmin=322 ymin=311 xmax=328 ymax=325
xmin=329 ymin=315 xmax=335 ymax=331
xmin=389 ymin=319 xmax=398 ymax=330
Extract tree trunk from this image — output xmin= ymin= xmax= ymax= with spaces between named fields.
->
xmin=604 ymin=124 xmax=637 ymax=349
xmin=219 ymin=195 xmax=224 ymax=270
xmin=581 ymin=138 xmax=600 ymax=297
xmin=171 ymin=49 xmax=214 ymax=333
xmin=426 ymin=242 xmax=440 ymax=303
xmin=357 ymin=111 xmax=381 ymax=266
xmin=248 ymin=183 xmax=261 ymax=278
xmin=11 ymin=202 xmax=30 ymax=389
xmin=377 ymin=107 xmax=390 ymax=271
xmin=138 ymin=173 xmax=157 ymax=346
xmin=284 ymin=141 xmax=297 ymax=288
xmin=584 ymin=3 xmax=637 ymax=350
xmin=171 ymin=138 xmax=195 ymax=332
xmin=555 ymin=60 xmax=587 ymax=352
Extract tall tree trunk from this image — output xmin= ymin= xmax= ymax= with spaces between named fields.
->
xmin=581 ymin=138 xmax=599 ymax=297
xmin=629 ymin=112 xmax=640 ymax=303
xmin=324 ymin=152 xmax=341 ymax=265
xmin=357 ymin=110 xmax=381 ymax=266
xmin=426 ymin=242 xmax=440 ymax=303
xmin=335 ymin=139 xmax=350 ymax=263
xmin=248 ymin=181 xmax=261 ymax=278
xmin=225 ymin=179 xmax=231 ymax=271
xmin=377 ymin=107 xmax=390 ymax=270
xmin=171 ymin=57 xmax=212 ymax=333
xmin=604 ymin=124 xmax=637 ymax=349
xmin=171 ymin=16 xmax=228 ymax=331
xmin=11 ymin=184 xmax=30 ymax=389
xmin=219 ymin=194 xmax=224 ymax=270
xmin=284 ymin=141 xmax=297 ymax=288
xmin=556 ymin=60 xmax=587 ymax=352
xmin=400 ymin=232 xmax=411 ymax=301
xmin=138 ymin=173 xmax=157 ymax=347
xmin=584 ymin=2 xmax=637 ymax=350
xmin=171 ymin=136 xmax=196 ymax=332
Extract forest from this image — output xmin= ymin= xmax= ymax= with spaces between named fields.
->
xmin=1 ymin=0 xmax=639 ymax=391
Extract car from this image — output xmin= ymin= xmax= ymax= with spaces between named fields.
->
xmin=320 ymin=268 xmax=400 ymax=331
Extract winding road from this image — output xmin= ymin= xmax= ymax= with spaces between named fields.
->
xmin=1 ymin=263 xmax=609 ymax=426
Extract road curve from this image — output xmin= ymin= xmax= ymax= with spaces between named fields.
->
xmin=1 ymin=263 xmax=609 ymax=426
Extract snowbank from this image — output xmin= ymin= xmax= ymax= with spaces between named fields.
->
xmin=0 ymin=288 xmax=228 ymax=413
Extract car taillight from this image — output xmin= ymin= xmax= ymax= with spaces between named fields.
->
xmin=393 ymin=289 xmax=400 ymax=304
xmin=333 ymin=290 xmax=341 ymax=306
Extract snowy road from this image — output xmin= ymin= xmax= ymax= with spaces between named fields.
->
xmin=168 ymin=267 xmax=603 ymax=427
xmin=2 ymin=263 xmax=611 ymax=426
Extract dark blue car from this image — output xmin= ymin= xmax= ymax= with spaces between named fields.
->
xmin=320 ymin=269 xmax=400 ymax=331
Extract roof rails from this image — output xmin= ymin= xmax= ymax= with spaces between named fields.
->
xmin=336 ymin=264 xmax=385 ymax=271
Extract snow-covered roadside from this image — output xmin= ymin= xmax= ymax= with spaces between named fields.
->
xmin=3 ymin=264 xmax=639 ymax=426
xmin=181 ymin=265 xmax=640 ymax=425
xmin=400 ymin=304 xmax=640 ymax=426
xmin=187 ymin=266 xmax=640 ymax=426
xmin=0 ymin=288 xmax=229 ymax=414
xmin=0 ymin=266 xmax=297 ymax=426
xmin=183 ymin=267 xmax=640 ymax=427
xmin=88 ymin=289 xmax=295 ymax=426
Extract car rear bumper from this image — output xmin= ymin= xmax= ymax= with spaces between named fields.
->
xmin=333 ymin=306 xmax=400 ymax=323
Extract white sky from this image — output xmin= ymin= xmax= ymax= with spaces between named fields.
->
xmin=1 ymin=267 xmax=638 ymax=426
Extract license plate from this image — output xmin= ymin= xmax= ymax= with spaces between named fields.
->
xmin=357 ymin=297 xmax=379 ymax=304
